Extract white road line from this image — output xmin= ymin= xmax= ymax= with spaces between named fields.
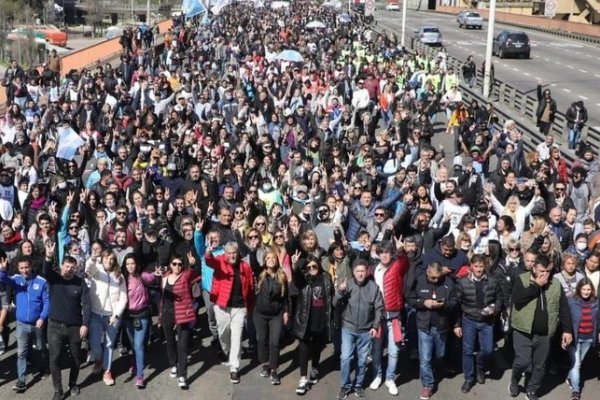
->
xmin=551 ymin=83 xmax=557 ymax=87
xmin=567 ymin=65 xmax=574 ymax=69
xmin=579 ymin=69 xmax=587 ymax=73
xmin=596 ymin=103 xmax=600 ymax=107
xmin=586 ymin=54 xmax=592 ymax=58
xmin=555 ymin=61 xmax=561 ymax=64
xmin=563 ymin=88 xmax=571 ymax=93
xmin=595 ymin=74 xmax=600 ymax=78
xmin=579 ymin=96 xmax=588 ymax=100
xmin=512 ymin=67 xmax=519 ymax=72
xmin=544 ymin=58 xmax=549 ymax=61
xmin=593 ymin=126 xmax=600 ymax=130
xmin=524 ymin=72 xmax=530 ymax=76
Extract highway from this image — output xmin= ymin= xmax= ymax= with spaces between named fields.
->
xmin=377 ymin=9 xmax=600 ymax=129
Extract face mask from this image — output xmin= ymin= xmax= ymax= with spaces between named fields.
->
xmin=262 ymin=183 xmax=272 ymax=191
xmin=58 ymin=181 xmax=67 ymax=189
xmin=576 ymin=242 xmax=588 ymax=252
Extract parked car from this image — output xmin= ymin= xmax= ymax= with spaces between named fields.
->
xmin=415 ymin=26 xmax=442 ymax=46
xmin=457 ymin=11 xmax=483 ymax=29
xmin=385 ymin=3 xmax=401 ymax=11
xmin=492 ymin=30 xmax=531 ymax=59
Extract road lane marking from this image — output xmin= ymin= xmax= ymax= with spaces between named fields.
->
xmin=512 ymin=68 xmax=519 ymax=71
xmin=563 ymin=88 xmax=571 ymax=93
xmin=596 ymin=103 xmax=600 ymax=107
xmin=567 ymin=65 xmax=574 ymax=69
xmin=579 ymin=69 xmax=587 ymax=73
xmin=579 ymin=96 xmax=588 ymax=100
xmin=524 ymin=72 xmax=530 ymax=76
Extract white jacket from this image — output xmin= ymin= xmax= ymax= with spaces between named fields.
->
xmin=85 ymin=258 xmax=127 ymax=318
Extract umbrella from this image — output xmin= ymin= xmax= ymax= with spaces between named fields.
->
xmin=337 ymin=13 xmax=351 ymax=23
xmin=306 ymin=21 xmax=327 ymax=29
xmin=277 ymin=49 xmax=305 ymax=63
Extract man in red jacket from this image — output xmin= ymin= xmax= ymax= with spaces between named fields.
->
xmin=205 ymin=241 xmax=255 ymax=384
xmin=368 ymin=240 xmax=410 ymax=396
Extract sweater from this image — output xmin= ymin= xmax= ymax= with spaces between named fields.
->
xmin=42 ymin=260 xmax=91 ymax=327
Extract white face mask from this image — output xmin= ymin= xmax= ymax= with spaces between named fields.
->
xmin=576 ymin=242 xmax=588 ymax=252
xmin=57 ymin=181 xmax=67 ymax=189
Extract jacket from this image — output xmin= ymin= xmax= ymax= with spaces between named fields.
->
xmin=423 ymin=244 xmax=469 ymax=276
xmin=455 ymin=273 xmax=504 ymax=323
xmin=565 ymin=102 xmax=588 ymax=129
xmin=333 ymin=277 xmax=383 ymax=333
xmin=85 ymin=258 xmax=127 ymax=318
xmin=0 ymin=271 xmax=49 ymax=324
xmin=375 ymin=253 xmax=410 ymax=313
xmin=568 ymin=297 xmax=600 ymax=343
xmin=204 ymin=252 xmax=255 ymax=311
xmin=160 ymin=269 xmax=200 ymax=324
xmin=290 ymin=267 xmax=333 ymax=340
xmin=254 ymin=275 xmax=289 ymax=316
xmin=407 ymin=274 xmax=457 ymax=333
xmin=535 ymin=84 xmax=557 ymax=125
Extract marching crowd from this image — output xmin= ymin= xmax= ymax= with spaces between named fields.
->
xmin=1 ymin=2 xmax=600 ymax=400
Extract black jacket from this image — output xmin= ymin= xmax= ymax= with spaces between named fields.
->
xmin=407 ymin=274 xmax=457 ymax=333
xmin=455 ymin=274 xmax=504 ymax=324
xmin=289 ymin=267 xmax=333 ymax=340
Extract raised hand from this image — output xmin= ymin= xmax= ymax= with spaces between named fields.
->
xmin=187 ymin=251 xmax=196 ymax=266
xmin=291 ymin=250 xmax=301 ymax=265
xmin=44 ymin=240 xmax=56 ymax=260
xmin=0 ymin=257 xmax=8 ymax=271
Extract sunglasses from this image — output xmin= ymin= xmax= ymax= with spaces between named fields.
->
xmin=375 ymin=213 xmax=385 ymax=217
xmin=235 ymin=210 xmax=245 ymax=214
xmin=275 ymin=234 xmax=284 ymax=239
xmin=248 ymin=235 xmax=259 ymax=239
xmin=306 ymin=263 xmax=319 ymax=270
xmin=508 ymin=248 xmax=520 ymax=252
xmin=171 ymin=261 xmax=183 ymax=267
xmin=69 ymin=226 xmax=78 ymax=230
xmin=255 ymin=222 xmax=266 ymax=226
xmin=117 ymin=211 xmax=127 ymax=215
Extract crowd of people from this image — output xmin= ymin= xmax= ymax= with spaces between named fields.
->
xmin=0 ymin=2 xmax=600 ymax=400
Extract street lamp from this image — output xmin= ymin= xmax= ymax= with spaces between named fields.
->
xmin=401 ymin=0 xmax=407 ymax=47
xmin=483 ymin=0 xmax=496 ymax=98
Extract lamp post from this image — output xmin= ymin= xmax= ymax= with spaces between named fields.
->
xmin=147 ymin=0 xmax=151 ymax=24
xmin=401 ymin=0 xmax=407 ymax=47
xmin=483 ymin=0 xmax=496 ymax=98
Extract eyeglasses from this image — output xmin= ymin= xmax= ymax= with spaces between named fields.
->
xmin=171 ymin=261 xmax=183 ymax=267
xmin=306 ymin=263 xmax=319 ymax=270
xmin=248 ymin=189 xmax=257 ymax=193
xmin=354 ymin=186 xmax=362 ymax=190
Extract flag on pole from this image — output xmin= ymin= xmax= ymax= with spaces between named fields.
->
xmin=182 ymin=0 xmax=207 ymax=19
xmin=56 ymin=126 xmax=85 ymax=160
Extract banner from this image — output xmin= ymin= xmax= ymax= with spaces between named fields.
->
xmin=56 ymin=126 xmax=85 ymax=160
xmin=182 ymin=0 xmax=207 ymax=19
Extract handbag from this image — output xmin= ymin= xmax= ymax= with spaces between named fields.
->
xmin=191 ymin=281 xmax=202 ymax=299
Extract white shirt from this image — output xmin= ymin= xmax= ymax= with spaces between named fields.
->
xmin=374 ymin=263 xmax=387 ymax=294
xmin=536 ymin=142 xmax=552 ymax=161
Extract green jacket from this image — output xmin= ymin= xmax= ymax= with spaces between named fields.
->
xmin=511 ymin=272 xmax=561 ymax=336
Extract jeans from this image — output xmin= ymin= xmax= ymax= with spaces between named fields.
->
xmin=202 ymin=289 xmax=218 ymax=341
xmin=340 ymin=327 xmax=372 ymax=390
xmin=567 ymin=338 xmax=593 ymax=392
xmin=48 ymin=320 xmax=82 ymax=392
xmin=161 ymin=311 xmax=191 ymax=378
xmin=371 ymin=319 xmax=400 ymax=381
xmin=461 ymin=316 xmax=494 ymax=383
xmin=511 ymin=330 xmax=551 ymax=394
xmin=568 ymin=127 xmax=582 ymax=150
xmin=123 ymin=316 xmax=150 ymax=379
xmin=214 ymin=305 xmax=246 ymax=371
xmin=253 ymin=310 xmax=283 ymax=370
xmin=16 ymin=321 xmax=48 ymax=383
xmin=418 ymin=327 xmax=447 ymax=388
xmin=89 ymin=312 xmax=120 ymax=371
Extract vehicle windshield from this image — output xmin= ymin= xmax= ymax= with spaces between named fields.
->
xmin=423 ymin=28 xmax=439 ymax=33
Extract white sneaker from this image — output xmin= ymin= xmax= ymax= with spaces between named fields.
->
xmin=385 ymin=379 xmax=399 ymax=396
xmin=169 ymin=367 xmax=177 ymax=378
xmin=369 ymin=376 xmax=382 ymax=390
xmin=177 ymin=376 xmax=187 ymax=388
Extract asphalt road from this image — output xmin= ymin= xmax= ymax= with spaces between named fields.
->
xmin=377 ymin=9 xmax=600 ymax=129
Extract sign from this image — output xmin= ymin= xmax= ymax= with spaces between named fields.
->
xmin=545 ymin=0 xmax=557 ymax=17
xmin=365 ymin=0 xmax=375 ymax=16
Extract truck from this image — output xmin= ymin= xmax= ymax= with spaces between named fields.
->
xmin=385 ymin=0 xmax=401 ymax=11
xmin=456 ymin=10 xmax=483 ymax=30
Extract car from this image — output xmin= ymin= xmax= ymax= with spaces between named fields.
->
xmin=457 ymin=11 xmax=483 ymax=29
xmin=385 ymin=3 xmax=401 ymax=11
xmin=415 ymin=26 xmax=442 ymax=46
xmin=492 ymin=30 xmax=531 ymax=59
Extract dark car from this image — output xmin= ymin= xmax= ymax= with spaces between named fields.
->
xmin=492 ymin=31 xmax=531 ymax=59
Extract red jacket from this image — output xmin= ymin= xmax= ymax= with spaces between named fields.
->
xmin=380 ymin=253 xmax=410 ymax=312
xmin=160 ymin=269 xmax=200 ymax=325
xmin=205 ymin=252 xmax=255 ymax=311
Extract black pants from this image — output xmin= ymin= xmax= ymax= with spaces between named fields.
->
xmin=161 ymin=311 xmax=190 ymax=378
xmin=253 ymin=310 xmax=283 ymax=370
xmin=48 ymin=320 xmax=82 ymax=392
xmin=298 ymin=330 xmax=327 ymax=377
xmin=538 ymin=121 xmax=552 ymax=135
xmin=511 ymin=330 xmax=551 ymax=394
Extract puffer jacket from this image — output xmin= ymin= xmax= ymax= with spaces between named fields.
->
xmin=455 ymin=273 xmax=504 ymax=323
xmin=160 ymin=268 xmax=200 ymax=324
xmin=85 ymin=258 xmax=127 ymax=318
xmin=290 ymin=267 xmax=333 ymax=340
xmin=333 ymin=277 xmax=383 ymax=333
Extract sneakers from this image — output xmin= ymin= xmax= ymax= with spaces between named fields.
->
xmin=103 ymin=371 xmax=115 ymax=386
xmin=169 ymin=366 xmax=177 ymax=378
xmin=270 ymin=370 xmax=281 ymax=385
xmin=385 ymin=379 xmax=399 ymax=396
xmin=92 ymin=361 xmax=102 ymax=375
xmin=260 ymin=364 xmax=270 ymax=378
xmin=337 ymin=387 xmax=350 ymax=400
xmin=526 ymin=392 xmax=539 ymax=400
xmin=571 ymin=391 xmax=581 ymax=400
xmin=135 ymin=376 xmax=145 ymax=388
xmin=369 ymin=376 xmax=382 ymax=390
xmin=566 ymin=377 xmax=573 ymax=390
xmin=296 ymin=377 xmax=309 ymax=395
xmin=354 ymin=387 xmax=365 ymax=398
xmin=420 ymin=387 xmax=433 ymax=400
xmin=508 ymin=380 xmax=519 ymax=397
xmin=461 ymin=381 xmax=474 ymax=393
xmin=12 ymin=381 xmax=26 ymax=392
xmin=178 ymin=376 xmax=187 ymax=389
xmin=309 ymin=368 xmax=319 ymax=384
xmin=69 ymin=384 xmax=80 ymax=396
xmin=230 ymin=371 xmax=240 ymax=384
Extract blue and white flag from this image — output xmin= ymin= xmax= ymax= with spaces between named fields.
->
xmin=182 ymin=0 xmax=207 ymax=19
xmin=56 ymin=126 xmax=84 ymax=160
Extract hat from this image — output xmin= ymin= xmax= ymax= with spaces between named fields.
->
xmin=470 ymin=146 xmax=481 ymax=154
xmin=145 ymin=228 xmax=158 ymax=236
xmin=296 ymin=185 xmax=308 ymax=194
xmin=453 ymin=155 xmax=462 ymax=167
xmin=455 ymin=187 xmax=465 ymax=197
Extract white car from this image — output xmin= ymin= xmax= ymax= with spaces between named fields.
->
xmin=385 ymin=4 xmax=401 ymax=11
xmin=457 ymin=11 xmax=483 ymax=29
xmin=415 ymin=26 xmax=443 ymax=46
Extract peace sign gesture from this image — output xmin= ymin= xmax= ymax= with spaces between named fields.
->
xmin=66 ymin=190 xmax=75 ymax=205
xmin=187 ymin=251 xmax=196 ymax=266
xmin=44 ymin=240 xmax=56 ymax=260
xmin=291 ymin=250 xmax=301 ymax=266
xmin=394 ymin=235 xmax=404 ymax=252
xmin=0 ymin=257 xmax=8 ymax=271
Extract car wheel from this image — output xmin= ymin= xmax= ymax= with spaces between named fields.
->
xmin=499 ymin=49 xmax=505 ymax=59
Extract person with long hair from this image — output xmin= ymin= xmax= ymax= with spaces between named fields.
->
xmin=253 ymin=250 xmax=289 ymax=385
xmin=290 ymin=253 xmax=333 ymax=395
xmin=566 ymin=278 xmax=599 ymax=400
xmin=86 ymin=250 xmax=127 ymax=386
xmin=159 ymin=253 xmax=200 ymax=389
xmin=121 ymin=254 xmax=159 ymax=388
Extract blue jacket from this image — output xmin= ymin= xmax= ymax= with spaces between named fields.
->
xmin=423 ymin=244 xmax=469 ymax=275
xmin=193 ymin=229 xmax=224 ymax=292
xmin=568 ymin=297 xmax=600 ymax=343
xmin=0 ymin=271 xmax=49 ymax=324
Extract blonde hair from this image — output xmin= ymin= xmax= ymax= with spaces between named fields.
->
xmin=257 ymin=250 xmax=288 ymax=298
xmin=102 ymin=250 xmax=123 ymax=283
xmin=529 ymin=215 xmax=547 ymax=235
